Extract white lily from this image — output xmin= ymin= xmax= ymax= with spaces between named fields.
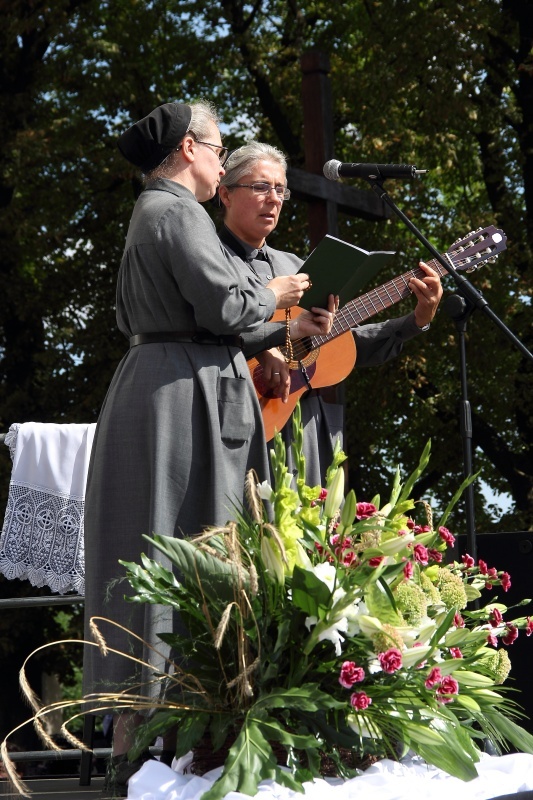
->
xmin=379 ymin=531 xmax=415 ymax=555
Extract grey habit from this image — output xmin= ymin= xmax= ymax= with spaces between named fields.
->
xmin=219 ymin=228 xmax=426 ymax=488
xmin=83 ymin=180 xmax=276 ymax=700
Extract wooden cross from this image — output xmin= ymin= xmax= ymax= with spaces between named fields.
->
xmin=286 ymin=51 xmax=390 ymax=468
xmin=287 ymin=51 xmax=389 ymax=249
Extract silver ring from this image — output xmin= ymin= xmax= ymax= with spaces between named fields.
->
xmin=273 ymin=372 xmax=280 ymax=375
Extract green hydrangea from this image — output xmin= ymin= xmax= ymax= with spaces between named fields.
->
xmin=419 ymin=570 xmax=441 ymax=604
xmin=484 ymin=648 xmax=512 ymax=685
xmin=436 ymin=568 xmax=468 ymax=610
xmin=372 ymin=623 xmax=405 ymax=653
xmin=394 ymin=581 xmax=428 ymax=625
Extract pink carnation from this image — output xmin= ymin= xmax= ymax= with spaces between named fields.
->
xmin=356 ymin=502 xmax=378 ymax=520
xmin=403 ymin=560 xmax=413 ymax=580
xmin=368 ymin=556 xmax=384 ymax=568
xmin=438 ymin=526 xmax=455 ymax=546
xmin=378 ymin=648 xmax=402 ymax=674
xmin=436 ymin=675 xmax=459 ymax=704
xmin=339 ymin=661 xmax=365 ymax=688
xmin=489 ymin=608 xmax=503 ymax=627
xmin=425 ymin=667 xmax=442 ymax=688
xmin=414 ymin=524 xmax=431 ymax=534
xmin=449 ymin=647 xmax=463 ymax=659
xmin=501 ymin=572 xmax=512 ymax=592
xmin=462 ymin=553 xmax=475 ymax=568
xmin=526 ymin=617 xmax=533 ymax=637
xmin=454 ymin=612 xmax=465 ymax=628
xmin=350 ymin=691 xmax=372 ymax=710
xmin=428 ymin=548 xmax=443 ymax=563
xmin=487 ymin=632 xmax=498 ymax=647
xmin=343 ymin=551 xmax=358 ymax=567
xmin=502 ymin=624 xmax=518 ymax=646
xmin=413 ymin=543 xmax=429 ymax=565
xmin=478 ymin=559 xmax=488 ymax=575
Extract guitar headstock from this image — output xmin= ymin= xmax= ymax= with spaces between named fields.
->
xmin=446 ymin=226 xmax=507 ymax=272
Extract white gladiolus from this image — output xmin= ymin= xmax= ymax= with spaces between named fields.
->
xmin=256 ymin=480 xmax=274 ymax=501
xmin=324 ymin=467 xmax=344 ymax=518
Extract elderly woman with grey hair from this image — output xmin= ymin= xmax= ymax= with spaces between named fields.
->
xmin=84 ymin=107 xmax=334 ymax=796
xmin=218 ymin=141 xmax=442 ymax=487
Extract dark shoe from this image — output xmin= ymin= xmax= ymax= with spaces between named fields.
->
xmin=159 ymin=749 xmax=176 ymax=767
xmin=101 ymin=752 xmax=152 ymax=799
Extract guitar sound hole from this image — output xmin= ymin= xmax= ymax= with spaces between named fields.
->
xmin=282 ymin=339 xmax=319 ymax=371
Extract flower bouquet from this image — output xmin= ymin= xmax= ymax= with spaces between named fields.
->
xmin=5 ymin=405 xmax=533 ymax=800
xmin=117 ymin=403 xmax=533 ymax=800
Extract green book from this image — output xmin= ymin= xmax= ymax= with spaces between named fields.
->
xmin=298 ymin=234 xmax=395 ymax=309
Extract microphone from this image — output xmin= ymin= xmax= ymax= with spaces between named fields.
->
xmin=323 ymin=159 xmax=428 ymax=181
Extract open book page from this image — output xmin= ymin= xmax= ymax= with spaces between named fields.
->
xmin=298 ymin=234 xmax=395 ymax=309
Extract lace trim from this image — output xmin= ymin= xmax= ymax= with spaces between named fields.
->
xmin=5 ymin=422 xmax=20 ymax=461
xmin=0 ymin=482 xmax=85 ymax=595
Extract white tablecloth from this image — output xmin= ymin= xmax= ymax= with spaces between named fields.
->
xmin=0 ymin=422 xmax=96 ymax=594
xmin=127 ymin=752 xmax=533 ymax=800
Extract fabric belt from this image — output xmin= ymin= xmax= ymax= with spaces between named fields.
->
xmin=129 ymin=331 xmax=243 ymax=349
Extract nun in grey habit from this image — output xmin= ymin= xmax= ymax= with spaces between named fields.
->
xmin=83 ymin=103 xmax=333 ymax=721
xmin=217 ymin=141 xmax=443 ymax=488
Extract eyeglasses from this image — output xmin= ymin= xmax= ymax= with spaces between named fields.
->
xmin=227 ymin=182 xmax=291 ymax=200
xmin=177 ymin=134 xmax=229 ymax=165
xmin=195 ymin=139 xmax=229 ymax=165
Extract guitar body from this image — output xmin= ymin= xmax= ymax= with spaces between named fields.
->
xmin=248 ymin=308 xmax=357 ymax=441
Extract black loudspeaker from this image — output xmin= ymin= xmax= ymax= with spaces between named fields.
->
xmin=452 ymin=531 xmax=533 ymax=736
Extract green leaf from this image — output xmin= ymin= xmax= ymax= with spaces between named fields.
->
xmin=291 ymin=564 xmax=332 ymax=616
xmin=413 ymin=725 xmax=480 ymax=781
xmin=255 ymin=684 xmax=345 ymax=713
xmin=143 ymin=533 xmax=249 ymax=603
xmin=484 ymin=711 xmax=533 ymax=754
xmin=364 ymin=578 xmax=402 ymax=625
xmin=200 ymin=720 xmax=280 ymax=800
xmin=437 ymin=471 xmax=480 ymax=529
xmin=396 ymin=440 xmax=431 ymax=504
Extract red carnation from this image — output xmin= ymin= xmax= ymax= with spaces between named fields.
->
xmin=339 ymin=661 xmax=365 ymax=688
xmin=350 ymin=691 xmax=372 ymax=710
xmin=378 ymin=648 xmax=402 ymax=674
xmin=436 ymin=675 xmax=459 ymax=704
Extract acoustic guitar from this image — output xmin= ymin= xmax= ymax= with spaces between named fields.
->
xmin=248 ymin=226 xmax=507 ymax=441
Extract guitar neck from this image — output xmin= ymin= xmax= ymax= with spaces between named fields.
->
xmin=295 ymin=255 xmax=447 ymax=357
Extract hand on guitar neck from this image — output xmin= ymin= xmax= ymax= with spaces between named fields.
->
xmin=408 ymin=261 xmax=443 ymax=327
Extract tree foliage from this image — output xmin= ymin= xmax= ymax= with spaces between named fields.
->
xmin=0 ymin=0 xmax=532 ymax=744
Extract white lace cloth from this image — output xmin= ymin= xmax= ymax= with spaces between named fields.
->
xmin=128 ymin=752 xmax=533 ymax=800
xmin=0 ymin=422 xmax=96 ymax=594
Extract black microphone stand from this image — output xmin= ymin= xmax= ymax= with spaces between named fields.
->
xmin=441 ymin=294 xmax=477 ymax=557
xmin=363 ymin=178 xmax=533 ymax=555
